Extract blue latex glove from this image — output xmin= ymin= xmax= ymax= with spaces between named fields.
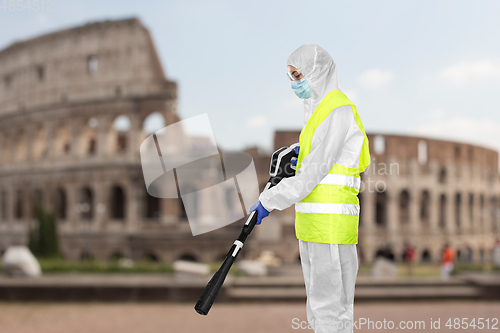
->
xmin=291 ymin=145 xmax=300 ymax=166
xmin=249 ymin=201 xmax=270 ymax=225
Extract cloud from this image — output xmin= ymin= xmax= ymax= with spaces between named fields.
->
xmin=246 ymin=114 xmax=267 ymax=129
xmin=437 ymin=60 xmax=500 ymax=87
xmin=358 ymin=69 xmax=395 ymax=88
xmin=343 ymin=90 xmax=357 ymax=103
xmin=413 ymin=108 xmax=500 ymax=153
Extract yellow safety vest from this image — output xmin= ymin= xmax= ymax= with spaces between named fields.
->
xmin=295 ymin=90 xmax=370 ymax=244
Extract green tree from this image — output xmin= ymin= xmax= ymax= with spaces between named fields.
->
xmin=29 ymin=206 xmax=61 ymax=258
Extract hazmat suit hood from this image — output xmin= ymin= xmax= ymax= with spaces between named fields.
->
xmin=287 ymin=44 xmax=339 ymax=124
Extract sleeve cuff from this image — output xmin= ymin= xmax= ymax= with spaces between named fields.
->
xmin=258 ymin=193 xmax=273 ymax=213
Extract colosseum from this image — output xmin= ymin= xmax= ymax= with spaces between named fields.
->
xmin=1 ymin=18 xmax=499 ymax=264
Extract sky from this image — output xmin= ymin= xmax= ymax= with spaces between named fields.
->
xmin=1 ymin=0 xmax=500 ymax=155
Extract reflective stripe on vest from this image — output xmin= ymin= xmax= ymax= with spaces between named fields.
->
xmin=294 ymin=89 xmax=370 ymax=245
xmin=295 ymin=202 xmax=360 ymax=215
xmin=318 ymin=174 xmax=360 ymax=190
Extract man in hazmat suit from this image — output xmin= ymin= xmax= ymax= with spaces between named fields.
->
xmin=250 ymin=44 xmax=370 ymax=333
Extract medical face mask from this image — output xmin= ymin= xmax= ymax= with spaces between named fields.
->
xmin=291 ymin=77 xmax=311 ymax=99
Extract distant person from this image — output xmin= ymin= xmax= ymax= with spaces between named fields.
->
xmin=403 ymin=242 xmax=415 ymax=276
xmin=493 ymin=239 xmax=500 ymax=268
xmin=381 ymin=244 xmax=395 ymax=261
xmin=441 ymin=243 xmax=456 ymax=280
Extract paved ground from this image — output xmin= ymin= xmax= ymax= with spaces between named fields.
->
xmin=0 ymin=301 xmax=499 ymax=333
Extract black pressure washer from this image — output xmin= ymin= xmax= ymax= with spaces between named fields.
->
xmin=195 ymin=143 xmax=299 ymax=315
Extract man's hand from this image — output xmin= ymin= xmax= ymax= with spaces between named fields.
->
xmin=249 ymin=201 xmax=270 ymax=225
xmin=291 ymin=145 xmax=300 ymax=166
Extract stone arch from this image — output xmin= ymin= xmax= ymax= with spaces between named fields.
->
xmin=33 ymin=125 xmax=47 ymax=160
xmin=88 ymin=55 xmax=98 ymax=74
xmin=375 ymin=190 xmax=388 ymax=226
xmin=375 ymin=248 xmax=386 ymax=259
xmin=438 ymin=167 xmax=447 ymax=184
xmin=14 ymin=189 xmax=23 ymax=220
xmin=80 ymin=251 xmax=95 ymax=261
xmin=418 ymin=140 xmax=427 ymax=164
xmin=469 ymin=193 xmax=474 ymax=223
xmin=455 ymin=192 xmax=462 ymax=229
xmin=420 ymin=190 xmax=430 ymax=224
xmin=0 ymin=189 xmax=7 ymax=220
xmin=52 ymin=188 xmax=67 ymax=220
xmin=78 ymin=118 xmax=98 ymax=156
xmin=78 ymin=186 xmax=94 ymax=220
xmin=178 ymin=253 xmax=198 ymax=262
xmin=110 ymin=114 xmax=131 ymax=153
xmin=421 ymin=249 xmax=432 ymax=262
xmin=144 ymin=191 xmax=160 ymax=219
xmin=54 ymin=122 xmax=71 ymax=156
xmin=36 ymin=65 xmax=45 ymax=82
xmin=439 ymin=194 xmax=447 ymax=229
xmin=399 ymin=190 xmax=410 ymax=224
xmin=143 ymin=252 xmax=160 ymax=262
xmin=142 ymin=112 xmax=166 ymax=138
xmin=110 ymin=185 xmax=125 ymax=220
xmin=31 ymin=189 xmax=43 ymax=219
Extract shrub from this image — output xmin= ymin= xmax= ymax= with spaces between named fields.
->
xmin=29 ymin=206 xmax=61 ymax=259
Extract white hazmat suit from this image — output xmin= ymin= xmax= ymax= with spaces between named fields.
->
xmin=259 ymin=44 xmax=363 ymax=333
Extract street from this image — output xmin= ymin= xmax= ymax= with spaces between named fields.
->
xmin=0 ymin=301 xmax=499 ymax=333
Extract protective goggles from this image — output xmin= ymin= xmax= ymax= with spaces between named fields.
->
xmin=287 ymin=70 xmax=304 ymax=81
